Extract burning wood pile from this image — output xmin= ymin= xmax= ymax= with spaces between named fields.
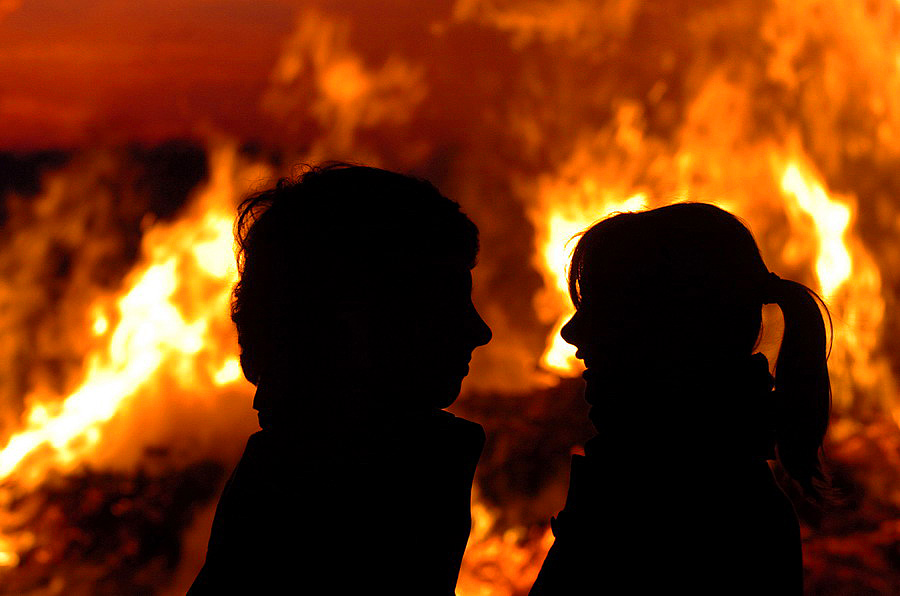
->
xmin=0 ymin=459 xmax=225 ymax=596
xmin=1 ymin=0 xmax=900 ymax=594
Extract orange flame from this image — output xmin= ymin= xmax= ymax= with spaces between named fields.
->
xmin=533 ymin=193 xmax=647 ymax=375
xmin=457 ymin=487 xmax=555 ymax=595
xmin=1 ymin=1 xmax=900 ymax=590
xmin=0 ymin=144 xmax=272 ymax=568
xmin=0 ymin=145 xmax=267 ymax=489
xmin=779 ymin=160 xmax=852 ymax=298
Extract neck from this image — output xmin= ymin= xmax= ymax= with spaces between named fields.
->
xmin=254 ymin=377 xmax=438 ymax=434
xmin=587 ymin=352 xmax=775 ymax=461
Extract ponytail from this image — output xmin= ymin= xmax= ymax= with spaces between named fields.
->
xmin=765 ymin=273 xmax=832 ymax=500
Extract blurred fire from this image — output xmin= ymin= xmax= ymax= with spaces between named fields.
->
xmin=1 ymin=0 xmax=900 ymax=594
xmin=0 ymin=146 xmax=261 ymax=487
xmin=531 ymin=191 xmax=647 ymax=374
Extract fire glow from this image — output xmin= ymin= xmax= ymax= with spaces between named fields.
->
xmin=1 ymin=0 xmax=900 ymax=593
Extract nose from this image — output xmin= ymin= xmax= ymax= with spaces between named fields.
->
xmin=469 ymin=304 xmax=492 ymax=348
xmin=560 ymin=311 xmax=580 ymax=347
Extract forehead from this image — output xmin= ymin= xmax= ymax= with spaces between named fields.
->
xmin=365 ymin=265 xmax=471 ymax=320
xmin=358 ymin=260 xmax=471 ymax=303
xmin=414 ymin=263 xmax=472 ymax=295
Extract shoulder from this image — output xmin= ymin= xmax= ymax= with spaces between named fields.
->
xmin=416 ymin=411 xmax=486 ymax=476
xmin=432 ymin=410 xmax=486 ymax=448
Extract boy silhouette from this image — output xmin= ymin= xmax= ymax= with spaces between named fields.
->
xmin=188 ymin=164 xmax=491 ymax=594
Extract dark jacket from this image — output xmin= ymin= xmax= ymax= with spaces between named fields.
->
xmin=530 ymin=436 xmax=803 ymax=595
xmin=189 ymin=409 xmax=484 ymax=595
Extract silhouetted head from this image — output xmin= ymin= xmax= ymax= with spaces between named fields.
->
xmin=563 ymin=203 xmax=768 ymax=373
xmin=562 ymin=203 xmax=831 ymax=498
xmin=231 ymin=164 xmax=491 ymax=420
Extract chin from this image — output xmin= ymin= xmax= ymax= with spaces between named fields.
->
xmin=432 ymin=379 xmax=463 ymax=409
xmin=583 ymin=381 xmax=601 ymax=407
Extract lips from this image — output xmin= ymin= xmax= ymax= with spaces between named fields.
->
xmin=454 ymin=356 xmax=471 ymax=378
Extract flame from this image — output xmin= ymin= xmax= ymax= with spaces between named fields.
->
xmin=457 ymin=488 xmax=555 ymax=596
xmin=779 ymin=161 xmax=853 ymax=298
xmin=0 ymin=143 xmax=272 ymax=569
xmin=531 ymin=183 xmax=647 ymax=375
xmin=91 ymin=309 xmax=109 ymax=336
xmin=263 ymin=9 xmax=427 ymax=155
xmin=2 ymin=0 xmax=900 ymax=592
xmin=772 ymin=152 xmax=893 ymax=413
xmin=213 ymin=357 xmax=243 ymax=387
xmin=0 ymin=145 xmax=266 ymax=490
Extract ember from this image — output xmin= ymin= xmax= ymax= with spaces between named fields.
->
xmin=1 ymin=0 xmax=900 ymax=594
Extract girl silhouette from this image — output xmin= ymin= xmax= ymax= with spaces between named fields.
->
xmin=530 ymin=203 xmax=830 ymax=595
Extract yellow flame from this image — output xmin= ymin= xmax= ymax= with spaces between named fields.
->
xmin=0 ymin=145 xmax=258 ymax=489
xmin=91 ymin=310 xmax=109 ymax=336
xmin=536 ymin=192 xmax=647 ymax=374
xmin=0 ymin=548 xmax=18 ymax=568
xmin=213 ymin=357 xmax=243 ymax=386
xmin=192 ymin=213 xmax=238 ymax=280
xmin=1 ymin=260 xmax=184 ymax=479
xmin=780 ymin=162 xmax=853 ymax=297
